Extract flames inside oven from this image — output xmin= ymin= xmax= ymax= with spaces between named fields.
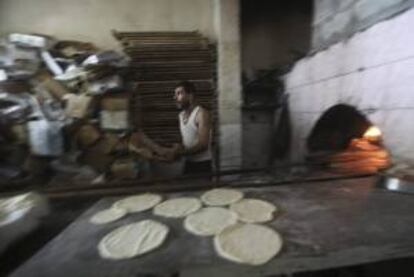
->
xmin=306 ymin=104 xmax=390 ymax=174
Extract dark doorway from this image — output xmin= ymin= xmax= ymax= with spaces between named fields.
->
xmin=241 ymin=0 xmax=313 ymax=168
xmin=241 ymin=0 xmax=313 ymax=80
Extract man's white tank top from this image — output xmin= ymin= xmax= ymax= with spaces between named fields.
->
xmin=179 ymin=106 xmax=212 ymax=162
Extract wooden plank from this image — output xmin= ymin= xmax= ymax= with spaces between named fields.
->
xmin=124 ymin=44 xmax=209 ymax=51
xmin=115 ymin=31 xmax=218 ymax=154
xmin=114 ymin=30 xmax=201 ymax=37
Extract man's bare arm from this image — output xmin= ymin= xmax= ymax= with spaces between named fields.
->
xmin=130 ymin=131 xmax=166 ymax=155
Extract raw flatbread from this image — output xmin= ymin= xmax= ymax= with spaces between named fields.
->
xmin=214 ymin=223 xmax=283 ymax=265
xmin=0 ymin=210 xmax=11 ymax=226
xmin=90 ymin=207 xmax=126 ymax=225
xmin=201 ymin=188 xmax=243 ymax=206
xmin=153 ymin=197 xmax=202 ymax=218
xmin=230 ymin=199 xmax=277 ymax=223
xmin=0 ymin=192 xmax=48 ymax=217
xmin=98 ymin=219 xmax=169 ymax=260
xmin=184 ymin=207 xmax=238 ymax=236
xmin=113 ymin=193 xmax=162 ymax=213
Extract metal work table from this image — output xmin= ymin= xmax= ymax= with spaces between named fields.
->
xmin=11 ymin=177 xmax=414 ymax=277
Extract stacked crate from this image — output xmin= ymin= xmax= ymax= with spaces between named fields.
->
xmin=113 ymin=31 xmax=218 ymax=162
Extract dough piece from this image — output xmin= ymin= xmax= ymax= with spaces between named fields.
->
xmin=153 ymin=197 xmax=202 ymax=218
xmin=230 ymin=199 xmax=277 ymax=223
xmin=0 ymin=210 xmax=11 ymax=226
xmin=184 ymin=207 xmax=238 ymax=236
xmin=90 ymin=207 xmax=126 ymax=225
xmin=201 ymin=188 xmax=243 ymax=206
xmin=214 ymin=223 xmax=283 ymax=265
xmin=98 ymin=219 xmax=169 ymax=260
xmin=0 ymin=192 xmax=48 ymax=217
xmin=113 ymin=193 xmax=162 ymax=213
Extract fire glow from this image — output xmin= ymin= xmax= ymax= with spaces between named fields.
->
xmin=363 ymin=126 xmax=382 ymax=140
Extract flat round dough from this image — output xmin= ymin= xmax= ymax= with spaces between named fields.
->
xmin=153 ymin=197 xmax=202 ymax=218
xmin=214 ymin=223 xmax=283 ymax=265
xmin=184 ymin=207 xmax=238 ymax=236
xmin=201 ymin=188 xmax=243 ymax=206
xmin=113 ymin=193 xmax=162 ymax=213
xmin=90 ymin=207 xmax=126 ymax=225
xmin=230 ymin=199 xmax=277 ymax=223
xmin=98 ymin=219 xmax=169 ymax=260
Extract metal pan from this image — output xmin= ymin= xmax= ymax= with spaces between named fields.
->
xmin=376 ymin=174 xmax=414 ymax=194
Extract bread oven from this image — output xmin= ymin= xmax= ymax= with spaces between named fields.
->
xmin=285 ymin=8 xmax=414 ymax=172
xmin=306 ymin=104 xmax=390 ymax=174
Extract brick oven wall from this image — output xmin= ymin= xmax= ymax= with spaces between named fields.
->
xmin=285 ymin=7 xmax=414 ymax=164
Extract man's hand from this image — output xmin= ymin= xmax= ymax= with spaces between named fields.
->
xmin=152 ymin=146 xmax=169 ymax=158
xmin=128 ymin=143 xmax=154 ymax=160
xmin=156 ymin=144 xmax=183 ymax=162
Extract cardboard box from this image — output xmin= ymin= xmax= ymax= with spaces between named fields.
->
xmin=100 ymin=95 xmax=129 ymax=131
xmin=23 ymin=156 xmax=51 ymax=176
xmin=79 ymin=144 xmax=114 ymax=173
xmin=36 ymin=72 xmax=71 ymax=101
xmin=110 ymin=158 xmax=138 ymax=179
xmin=9 ymin=33 xmax=48 ymax=48
xmin=27 ymin=119 xmax=63 ymax=156
xmin=100 ymin=110 xmax=128 ymax=130
xmin=77 ymin=133 xmax=120 ymax=172
xmin=0 ymin=69 xmax=7 ymax=81
xmin=64 ymin=94 xmax=93 ymax=119
xmin=99 ymin=133 xmax=120 ymax=154
xmin=75 ymin=124 xmax=101 ymax=148
xmin=88 ymin=75 xmax=123 ymax=95
xmin=101 ymin=96 xmax=129 ymax=111
xmin=11 ymin=124 xmax=28 ymax=145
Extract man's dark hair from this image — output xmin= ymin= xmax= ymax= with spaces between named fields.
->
xmin=176 ymin=81 xmax=196 ymax=95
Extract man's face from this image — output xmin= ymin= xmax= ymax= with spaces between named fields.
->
xmin=174 ymin=86 xmax=191 ymax=109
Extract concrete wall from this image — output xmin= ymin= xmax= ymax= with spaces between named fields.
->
xmin=242 ymin=0 xmax=312 ymax=79
xmin=286 ymin=7 xmax=414 ymax=164
xmin=214 ymin=0 xmax=242 ymax=171
xmin=313 ymin=0 xmax=414 ymax=50
xmin=0 ymin=0 xmax=215 ymax=49
xmin=0 ymin=0 xmax=243 ymax=170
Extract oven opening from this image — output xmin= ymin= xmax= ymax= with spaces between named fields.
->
xmin=306 ymin=104 xmax=390 ymax=174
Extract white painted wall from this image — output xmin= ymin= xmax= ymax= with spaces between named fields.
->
xmin=286 ymin=8 xmax=414 ymax=164
xmin=0 ymin=0 xmax=215 ymax=49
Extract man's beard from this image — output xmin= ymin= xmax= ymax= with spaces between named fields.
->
xmin=177 ymin=101 xmax=190 ymax=110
